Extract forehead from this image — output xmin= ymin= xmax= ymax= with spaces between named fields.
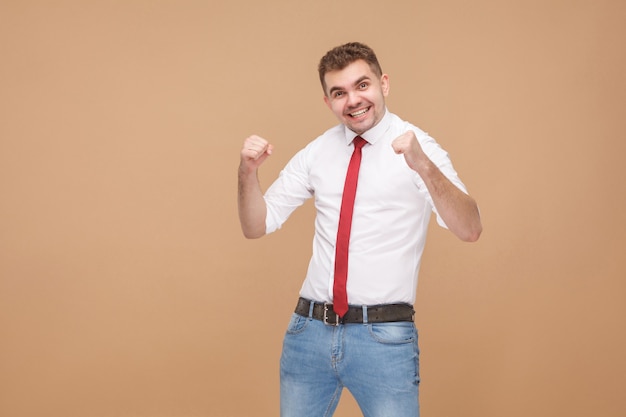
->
xmin=324 ymin=60 xmax=377 ymax=91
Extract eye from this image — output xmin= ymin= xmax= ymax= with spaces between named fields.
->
xmin=333 ymin=91 xmax=344 ymax=98
xmin=359 ymin=82 xmax=368 ymax=89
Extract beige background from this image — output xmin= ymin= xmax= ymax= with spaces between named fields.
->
xmin=1 ymin=1 xmax=625 ymax=416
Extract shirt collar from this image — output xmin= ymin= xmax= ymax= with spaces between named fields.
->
xmin=343 ymin=108 xmax=391 ymax=145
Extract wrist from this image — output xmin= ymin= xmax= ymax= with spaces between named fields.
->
xmin=411 ymin=154 xmax=435 ymax=176
xmin=238 ymin=162 xmax=257 ymax=177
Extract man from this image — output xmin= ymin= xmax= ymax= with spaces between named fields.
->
xmin=238 ymin=42 xmax=482 ymax=417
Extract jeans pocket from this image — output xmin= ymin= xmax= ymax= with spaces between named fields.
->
xmin=367 ymin=322 xmax=416 ymax=344
xmin=285 ymin=313 xmax=309 ymax=335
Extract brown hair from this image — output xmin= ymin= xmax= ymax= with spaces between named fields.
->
xmin=318 ymin=42 xmax=383 ymax=94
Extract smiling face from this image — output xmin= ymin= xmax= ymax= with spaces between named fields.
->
xmin=323 ymin=59 xmax=390 ymax=135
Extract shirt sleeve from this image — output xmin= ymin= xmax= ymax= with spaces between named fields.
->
xmin=264 ymin=146 xmax=314 ymax=234
xmin=412 ymin=131 xmax=468 ymax=229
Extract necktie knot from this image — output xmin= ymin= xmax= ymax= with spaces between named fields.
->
xmin=353 ymin=136 xmax=367 ymax=149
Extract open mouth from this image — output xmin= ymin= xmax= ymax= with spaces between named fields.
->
xmin=349 ymin=107 xmax=370 ymax=118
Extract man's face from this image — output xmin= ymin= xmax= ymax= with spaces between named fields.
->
xmin=323 ymin=59 xmax=389 ymax=135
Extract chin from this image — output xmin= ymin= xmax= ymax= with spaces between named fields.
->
xmin=348 ymin=121 xmax=372 ymax=135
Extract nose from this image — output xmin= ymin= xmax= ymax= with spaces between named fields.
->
xmin=346 ymin=91 xmax=361 ymax=108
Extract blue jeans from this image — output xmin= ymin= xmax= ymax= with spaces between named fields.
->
xmin=280 ymin=310 xmax=420 ymax=417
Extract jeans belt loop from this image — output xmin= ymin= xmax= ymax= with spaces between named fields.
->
xmin=307 ymin=299 xmax=315 ymax=319
xmin=362 ymin=305 xmax=368 ymax=325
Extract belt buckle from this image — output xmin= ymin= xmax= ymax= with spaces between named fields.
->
xmin=323 ymin=303 xmax=340 ymax=326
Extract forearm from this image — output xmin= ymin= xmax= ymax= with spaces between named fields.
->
xmin=238 ymin=166 xmax=267 ymax=239
xmin=417 ymin=160 xmax=482 ymax=242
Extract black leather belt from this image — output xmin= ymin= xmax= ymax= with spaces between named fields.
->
xmin=294 ymin=297 xmax=414 ymax=325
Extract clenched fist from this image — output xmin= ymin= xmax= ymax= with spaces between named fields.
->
xmin=391 ymin=131 xmax=428 ymax=172
xmin=240 ymin=135 xmax=274 ymax=172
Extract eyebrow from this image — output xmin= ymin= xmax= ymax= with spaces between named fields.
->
xmin=328 ymin=75 xmax=371 ymax=96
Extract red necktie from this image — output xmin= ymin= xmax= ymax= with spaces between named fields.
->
xmin=333 ymin=136 xmax=367 ymax=317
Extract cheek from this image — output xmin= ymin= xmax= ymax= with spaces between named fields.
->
xmin=368 ymin=91 xmax=384 ymax=103
xmin=330 ymin=102 xmax=345 ymax=116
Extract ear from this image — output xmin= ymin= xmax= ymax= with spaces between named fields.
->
xmin=381 ymin=74 xmax=390 ymax=97
xmin=323 ymin=94 xmax=331 ymax=109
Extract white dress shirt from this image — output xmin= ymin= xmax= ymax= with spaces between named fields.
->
xmin=264 ymin=110 xmax=467 ymax=305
